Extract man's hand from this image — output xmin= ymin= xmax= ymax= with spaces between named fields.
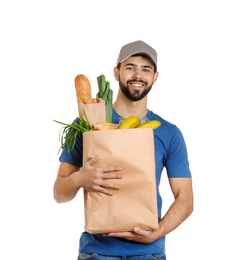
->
xmin=103 ymin=227 xmax=159 ymax=243
xmin=77 ymin=156 xmax=123 ymax=196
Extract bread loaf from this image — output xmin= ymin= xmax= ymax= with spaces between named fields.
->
xmin=74 ymin=74 xmax=93 ymax=104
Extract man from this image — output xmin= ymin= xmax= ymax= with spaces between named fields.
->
xmin=53 ymin=40 xmax=193 ymax=260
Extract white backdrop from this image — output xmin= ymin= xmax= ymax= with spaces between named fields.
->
xmin=0 ymin=1 xmax=246 ymax=259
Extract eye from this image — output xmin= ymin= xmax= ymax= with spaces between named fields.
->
xmin=142 ymin=68 xmax=151 ymax=73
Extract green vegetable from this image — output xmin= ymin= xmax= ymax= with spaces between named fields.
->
xmin=96 ymin=74 xmax=113 ymax=123
xmin=53 ymin=110 xmax=92 ymax=153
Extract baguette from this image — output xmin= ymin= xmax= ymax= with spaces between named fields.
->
xmin=74 ymin=74 xmax=93 ymax=104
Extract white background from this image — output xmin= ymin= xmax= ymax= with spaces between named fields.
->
xmin=1 ymin=1 xmax=246 ymax=259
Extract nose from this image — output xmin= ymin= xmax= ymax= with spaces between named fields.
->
xmin=132 ymin=70 xmax=143 ymax=80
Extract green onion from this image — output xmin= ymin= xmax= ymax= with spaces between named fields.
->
xmin=53 ymin=110 xmax=92 ymax=153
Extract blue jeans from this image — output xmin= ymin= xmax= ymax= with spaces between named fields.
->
xmin=78 ymin=252 xmax=166 ymax=260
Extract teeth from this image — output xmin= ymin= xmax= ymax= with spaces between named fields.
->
xmin=131 ymin=83 xmax=142 ymax=87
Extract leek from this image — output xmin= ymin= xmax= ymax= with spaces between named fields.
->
xmin=96 ymin=74 xmax=113 ymax=123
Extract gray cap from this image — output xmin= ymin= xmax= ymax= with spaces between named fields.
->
xmin=116 ymin=40 xmax=157 ymax=68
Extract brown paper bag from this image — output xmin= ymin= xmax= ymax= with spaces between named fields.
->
xmin=82 ymin=128 xmax=158 ymax=234
xmin=78 ymin=98 xmax=106 ymax=125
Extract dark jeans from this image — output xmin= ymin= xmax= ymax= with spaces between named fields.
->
xmin=78 ymin=252 xmax=166 ymax=260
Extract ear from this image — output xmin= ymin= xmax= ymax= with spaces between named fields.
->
xmin=114 ymin=67 xmax=119 ymax=81
xmin=153 ymin=71 xmax=159 ymax=84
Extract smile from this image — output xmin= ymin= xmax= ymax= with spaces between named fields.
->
xmin=129 ymin=82 xmax=144 ymax=89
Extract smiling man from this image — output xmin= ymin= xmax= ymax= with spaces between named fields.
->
xmin=53 ymin=40 xmax=194 ymax=260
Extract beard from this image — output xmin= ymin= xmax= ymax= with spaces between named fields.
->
xmin=119 ymin=79 xmax=153 ymax=101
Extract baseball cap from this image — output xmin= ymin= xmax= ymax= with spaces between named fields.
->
xmin=116 ymin=40 xmax=157 ymax=69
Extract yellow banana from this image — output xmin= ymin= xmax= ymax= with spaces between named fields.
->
xmin=118 ymin=116 xmax=140 ymax=129
xmin=137 ymin=120 xmax=161 ymax=130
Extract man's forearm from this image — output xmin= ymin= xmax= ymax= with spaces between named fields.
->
xmin=159 ymin=196 xmax=193 ymax=236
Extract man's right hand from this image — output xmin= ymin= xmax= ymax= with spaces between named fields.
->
xmin=75 ymin=156 xmax=123 ymax=196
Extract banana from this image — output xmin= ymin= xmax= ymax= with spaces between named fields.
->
xmin=137 ymin=120 xmax=161 ymax=130
xmin=118 ymin=116 xmax=140 ymax=129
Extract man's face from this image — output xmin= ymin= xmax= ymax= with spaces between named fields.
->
xmin=115 ymin=56 xmax=158 ymax=101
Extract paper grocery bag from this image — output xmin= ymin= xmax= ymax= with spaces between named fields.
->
xmin=82 ymin=128 xmax=158 ymax=234
xmin=78 ymin=98 xmax=106 ymax=125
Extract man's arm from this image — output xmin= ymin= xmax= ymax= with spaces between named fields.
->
xmin=104 ymin=177 xmax=193 ymax=243
xmin=53 ymin=157 xmax=123 ymax=203
xmin=53 ymin=162 xmax=81 ymax=203
xmin=157 ymin=177 xmax=194 ymax=236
